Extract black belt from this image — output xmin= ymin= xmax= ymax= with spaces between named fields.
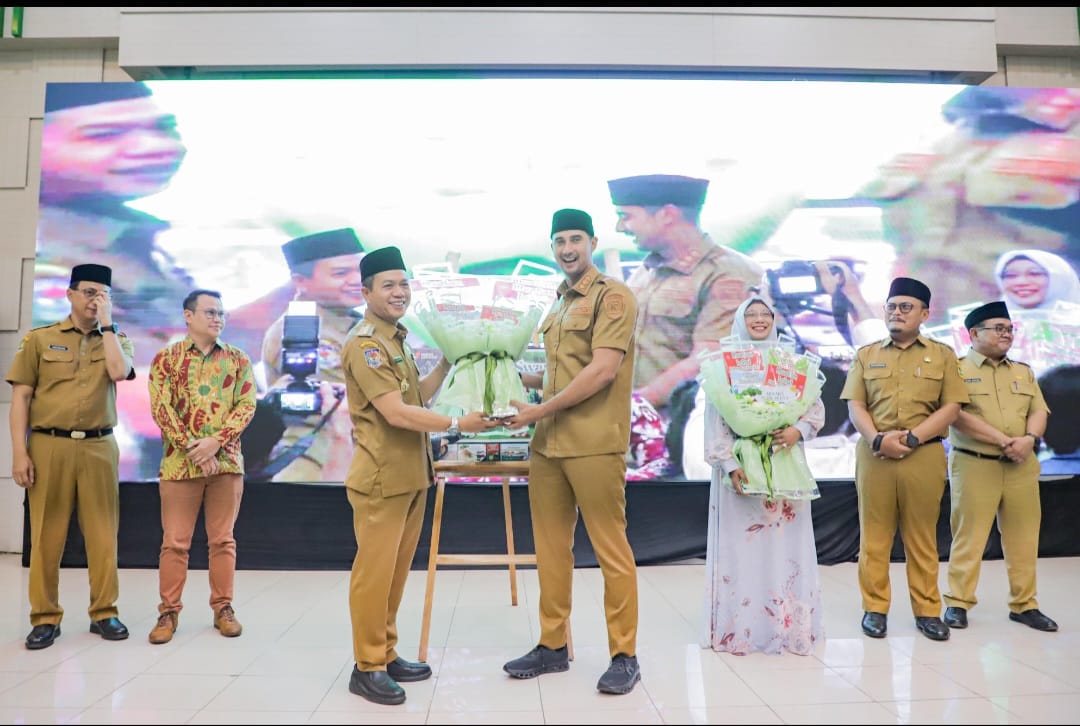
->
xmin=953 ymin=446 xmax=1010 ymax=462
xmin=923 ymin=436 xmax=945 ymax=445
xmin=32 ymin=427 xmax=113 ymax=440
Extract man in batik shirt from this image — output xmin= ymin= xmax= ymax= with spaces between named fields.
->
xmin=146 ymin=289 xmax=257 ymax=644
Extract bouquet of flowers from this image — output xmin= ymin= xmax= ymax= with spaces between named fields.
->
xmin=697 ymin=335 xmax=824 ymax=501
xmin=406 ymin=273 xmax=559 ymax=427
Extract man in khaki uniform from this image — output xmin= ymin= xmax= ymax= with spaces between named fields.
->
xmin=841 ymin=277 xmax=968 ymax=641
xmin=260 ymin=228 xmax=366 ymax=482
xmin=502 ymin=208 xmax=642 ymax=695
xmin=943 ymin=300 xmax=1057 ymax=632
xmin=342 ymin=246 xmax=494 ymax=706
xmin=7 ymin=263 xmax=136 ymax=650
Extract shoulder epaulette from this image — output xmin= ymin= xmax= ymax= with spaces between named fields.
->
xmin=29 ymin=321 xmax=60 ymax=332
xmin=355 ymin=322 xmax=376 ymax=337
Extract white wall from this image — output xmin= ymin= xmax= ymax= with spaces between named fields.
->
xmin=1 ymin=7 xmax=1080 ymax=552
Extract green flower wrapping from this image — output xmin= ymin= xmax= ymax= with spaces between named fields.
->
xmin=407 ymin=273 xmax=558 ymax=423
xmin=698 ymin=341 xmax=824 ymax=500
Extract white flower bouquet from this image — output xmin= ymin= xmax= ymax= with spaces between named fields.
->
xmin=698 ymin=336 xmax=824 ymax=501
xmin=407 ymin=273 xmax=559 ymax=423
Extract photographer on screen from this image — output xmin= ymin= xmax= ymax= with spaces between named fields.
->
xmin=766 ymin=259 xmax=888 ymax=351
xmin=257 ymin=228 xmax=366 ymax=482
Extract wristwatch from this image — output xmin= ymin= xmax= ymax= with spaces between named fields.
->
xmin=1026 ymin=432 xmax=1043 ymax=452
xmin=871 ymin=433 xmax=884 ymax=452
xmin=904 ymin=431 xmax=921 ymax=449
xmin=97 ymin=323 xmax=119 ymax=335
xmin=446 ymin=416 xmax=461 ymax=443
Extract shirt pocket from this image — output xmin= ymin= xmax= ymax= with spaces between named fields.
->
xmin=647 ymin=285 xmax=695 ymax=320
xmin=862 ymin=365 xmax=893 ymax=402
xmin=912 ymin=364 xmax=944 ymax=403
xmin=1011 ymin=379 xmax=1037 ymax=417
xmin=41 ymin=348 xmax=76 ymax=380
xmin=561 ymin=314 xmax=591 ymax=332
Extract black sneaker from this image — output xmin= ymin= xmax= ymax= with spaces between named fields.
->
xmin=597 ymin=653 xmax=640 ymax=695
xmin=502 ymin=645 xmax=569 ymax=679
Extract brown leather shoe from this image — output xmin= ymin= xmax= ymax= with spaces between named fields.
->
xmin=214 ymin=604 xmax=243 ymax=637
xmin=148 ymin=611 xmax=178 ymax=644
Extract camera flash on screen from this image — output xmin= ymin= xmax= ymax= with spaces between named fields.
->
xmin=287 ymin=300 xmax=317 ymax=316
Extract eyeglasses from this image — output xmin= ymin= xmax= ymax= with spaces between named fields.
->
xmin=199 ymin=310 xmax=228 ymax=321
xmin=74 ymin=287 xmax=110 ymax=299
xmin=884 ymin=302 xmax=920 ymax=314
xmin=976 ymin=324 xmax=1014 ymax=336
xmin=743 ymin=311 xmax=774 ymax=320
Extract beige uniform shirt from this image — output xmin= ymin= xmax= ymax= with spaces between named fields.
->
xmin=531 ymin=266 xmax=638 ymax=458
xmin=6 ymin=316 xmax=135 ymax=430
xmin=840 ymin=333 xmax=969 ymax=430
xmin=626 ymin=237 xmax=762 ymax=398
xmin=342 ymin=314 xmax=433 ymax=496
xmin=948 ymin=350 xmax=1049 ymax=457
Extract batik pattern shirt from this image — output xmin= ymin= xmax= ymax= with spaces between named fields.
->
xmin=149 ymin=336 xmax=257 ymax=480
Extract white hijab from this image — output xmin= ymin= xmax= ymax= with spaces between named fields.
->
xmin=993 ymin=249 xmax=1080 ymax=311
xmin=729 ymin=296 xmax=779 ymax=342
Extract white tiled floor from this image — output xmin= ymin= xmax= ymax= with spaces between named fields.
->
xmin=0 ymin=552 xmax=1077 ymax=724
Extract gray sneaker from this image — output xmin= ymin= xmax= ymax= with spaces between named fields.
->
xmin=502 ymin=645 xmax=570 ymax=679
xmin=597 ymin=653 xmax=641 ymax=694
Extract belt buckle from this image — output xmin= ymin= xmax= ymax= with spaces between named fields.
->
xmin=70 ymin=430 xmax=87 ymax=440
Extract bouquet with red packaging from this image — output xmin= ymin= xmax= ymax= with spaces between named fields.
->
xmin=698 ymin=335 xmax=823 ymax=500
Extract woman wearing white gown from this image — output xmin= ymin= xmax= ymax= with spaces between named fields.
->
xmin=701 ymin=296 xmax=826 ymax=656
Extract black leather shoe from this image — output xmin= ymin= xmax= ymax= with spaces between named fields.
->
xmin=597 ymin=653 xmax=641 ymax=695
xmin=386 ymin=656 xmax=432 ymax=682
xmin=943 ymin=606 xmax=968 ymax=629
xmin=861 ymin=611 xmax=887 ymax=638
xmin=503 ymin=644 xmax=570 ymax=679
xmin=348 ymin=666 xmax=405 ymax=705
xmin=89 ymin=617 xmax=129 ymax=641
xmin=25 ymin=624 xmax=60 ymax=650
xmin=915 ymin=616 xmax=950 ymax=641
xmin=1009 ymin=608 xmax=1058 ymax=632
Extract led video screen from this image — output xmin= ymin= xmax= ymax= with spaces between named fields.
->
xmin=34 ymin=78 xmax=1080 ymax=483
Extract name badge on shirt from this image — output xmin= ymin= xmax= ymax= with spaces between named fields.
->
xmin=964 ymin=377 xmax=982 ymax=383
xmin=868 ymin=363 xmax=887 ymax=368
xmin=49 ymin=345 xmax=68 ymax=351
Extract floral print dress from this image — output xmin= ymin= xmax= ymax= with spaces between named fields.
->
xmin=699 ymin=386 xmax=826 ymax=655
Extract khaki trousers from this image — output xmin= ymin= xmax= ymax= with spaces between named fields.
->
xmin=26 ymin=432 xmax=120 ymax=626
xmin=945 ymin=452 xmax=1041 ymax=613
xmin=347 ymin=485 xmax=426 ymax=671
xmin=158 ymin=473 xmax=244 ymax=614
xmin=855 ymin=439 xmax=947 ymax=617
xmin=529 ymin=451 xmax=638 ymax=658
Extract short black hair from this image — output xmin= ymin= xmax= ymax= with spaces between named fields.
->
xmin=183 ymin=289 xmax=222 ymax=312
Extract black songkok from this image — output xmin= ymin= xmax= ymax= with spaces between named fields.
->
xmin=887 ymin=277 xmax=931 ymax=306
xmin=69 ymin=263 xmax=112 ymax=288
xmin=607 ymin=174 xmax=709 ymax=208
xmin=550 ymin=208 xmax=594 ymax=238
xmin=281 ymin=228 xmax=364 ymax=270
xmin=964 ymin=300 xmax=1011 ymax=331
xmin=360 ymin=246 xmax=406 ymax=279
